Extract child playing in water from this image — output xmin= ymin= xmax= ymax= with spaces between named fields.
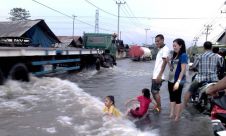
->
xmin=125 ymin=88 xmax=155 ymax=118
xmin=103 ymin=95 xmax=121 ymax=117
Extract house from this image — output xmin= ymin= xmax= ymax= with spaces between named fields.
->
xmin=0 ymin=19 xmax=60 ymax=47
xmin=215 ymin=31 xmax=226 ymax=46
xmin=57 ymin=36 xmax=83 ymax=48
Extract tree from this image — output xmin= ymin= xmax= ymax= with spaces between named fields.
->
xmin=8 ymin=8 xmax=31 ymax=21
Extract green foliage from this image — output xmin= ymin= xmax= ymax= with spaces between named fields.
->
xmin=8 ymin=8 xmax=31 ymax=21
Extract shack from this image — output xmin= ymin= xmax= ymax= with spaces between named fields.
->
xmin=57 ymin=36 xmax=83 ymax=48
xmin=0 ymin=19 xmax=60 ymax=47
xmin=0 ymin=20 xmax=101 ymax=85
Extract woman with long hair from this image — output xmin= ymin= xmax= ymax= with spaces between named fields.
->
xmin=168 ymin=38 xmax=188 ymax=121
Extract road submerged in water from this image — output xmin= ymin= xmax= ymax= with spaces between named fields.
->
xmin=0 ymin=59 xmax=214 ymax=136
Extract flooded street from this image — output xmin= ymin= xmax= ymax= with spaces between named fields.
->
xmin=0 ymin=59 xmax=213 ymax=136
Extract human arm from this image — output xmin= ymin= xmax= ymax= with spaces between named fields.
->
xmin=173 ymin=63 xmax=186 ymax=91
xmin=166 ymin=56 xmax=172 ymax=69
xmin=103 ymin=106 xmax=120 ymax=117
xmin=125 ymin=98 xmax=137 ymax=106
xmin=206 ymin=76 xmax=226 ymax=95
xmin=190 ymin=56 xmax=199 ymax=71
xmin=104 ymin=111 xmax=113 ymax=116
xmin=156 ymin=57 xmax=167 ymax=83
xmin=173 ymin=54 xmax=187 ymax=91
xmin=103 ymin=106 xmax=113 ymax=116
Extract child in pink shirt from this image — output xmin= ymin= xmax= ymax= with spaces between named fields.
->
xmin=125 ymin=88 xmax=152 ymax=118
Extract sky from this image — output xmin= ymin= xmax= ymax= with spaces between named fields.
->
xmin=1 ymin=0 xmax=226 ymax=48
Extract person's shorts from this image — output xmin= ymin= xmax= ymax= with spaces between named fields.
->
xmin=130 ymin=107 xmax=142 ymax=118
xmin=151 ymin=79 xmax=163 ymax=94
xmin=188 ymin=80 xmax=199 ymax=94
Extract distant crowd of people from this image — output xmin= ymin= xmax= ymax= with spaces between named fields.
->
xmin=103 ymin=34 xmax=226 ymax=122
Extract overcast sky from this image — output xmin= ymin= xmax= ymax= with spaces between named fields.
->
xmin=1 ymin=0 xmax=226 ymax=48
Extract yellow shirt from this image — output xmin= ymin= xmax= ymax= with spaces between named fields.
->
xmin=103 ymin=105 xmax=121 ymax=117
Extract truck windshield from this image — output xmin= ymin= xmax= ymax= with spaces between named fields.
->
xmin=87 ymin=37 xmax=105 ymax=44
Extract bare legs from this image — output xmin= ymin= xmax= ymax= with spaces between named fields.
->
xmin=169 ymin=102 xmax=182 ymax=121
xmin=169 ymin=102 xmax=175 ymax=118
xmin=174 ymin=104 xmax=182 ymax=121
xmin=183 ymin=91 xmax=191 ymax=108
xmin=154 ymin=93 xmax=161 ymax=111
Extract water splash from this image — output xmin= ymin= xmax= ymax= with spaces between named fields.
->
xmin=0 ymin=76 xmax=158 ymax=136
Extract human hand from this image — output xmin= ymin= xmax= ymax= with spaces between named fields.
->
xmin=173 ymin=82 xmax=179 ymax=91
xmin=125 ymin=101 xmax=128 ymax=106
xmin=156 ymin=75 xmax=162 ymax=83
xmin=166 ymin=56 xmax=170 ymax=63
xmin=206 ymin=85 xmax=217 ymax=96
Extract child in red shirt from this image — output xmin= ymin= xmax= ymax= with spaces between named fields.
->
xmin=125 ymin=88 xmax=153 ymax=118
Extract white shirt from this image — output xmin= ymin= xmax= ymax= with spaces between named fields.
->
xmin=152 ymin=45 xmax=170 ymax=79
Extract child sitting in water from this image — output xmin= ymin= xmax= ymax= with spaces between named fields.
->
xmin=103 ymin=95 xmax=121 ymax=117
xmin=125 ymin=88 xmax=156 ymax=118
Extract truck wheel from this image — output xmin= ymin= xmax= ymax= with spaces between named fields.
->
xmin=9 ymin=63 xmax=30 ymax=82
xmin=112 ymin=56 xmax=117 ymax=66
xmin=108 ymin=55 xmax=115 ymax=67
xmin=0 ymin=68 xmax=4 ymax=85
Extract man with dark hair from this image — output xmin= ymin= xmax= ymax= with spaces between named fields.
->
xmin=212 ymin=46 xmax=219 ymax=53
xmin=151 ymin=34 xmax=169 ymax=111
xmin=203 ymin=41 xmax=212 ymax=49
xmin=212 ymin=47 xmax=225 ymax=80
xmin=184 ymin=41 xmax=223 ymax=107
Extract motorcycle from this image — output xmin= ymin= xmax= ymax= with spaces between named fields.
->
xmin=209 ymin=92 xmax=226 ymax=136
xmin=190 ymin=82 xmax=215 ymax=113
xmin=190 ymin=80 xmax=226 ymax=136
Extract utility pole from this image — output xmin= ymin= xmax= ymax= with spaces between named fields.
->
xmin=120 ymin=31 xmax=122 ymax=40
xmin=145 ymin=28 xmax=150 ymax=46
xmin=192 ymin=37 xmax=199 ymax=55
xmin=203 ymin=24 xmax=212 ymax=41
xmin=95 ymin=9 xmax=99 ymax=33
xmin=116 ymin=1 xmax=126 ymax=40
xmin=193 ymin=37 xmax=199 ymax=46
xmin=72 ymin=15 xmax=76 ymax=37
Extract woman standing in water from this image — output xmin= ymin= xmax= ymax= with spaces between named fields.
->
xmin=167 ymin=38 xmax=188 ymax=121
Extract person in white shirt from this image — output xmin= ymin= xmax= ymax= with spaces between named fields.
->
xmin=151 ymin=34 xmax=170 ymax=111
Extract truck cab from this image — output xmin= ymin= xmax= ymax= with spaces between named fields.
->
xmin=83 ymin=33 xmax=117 ymax=69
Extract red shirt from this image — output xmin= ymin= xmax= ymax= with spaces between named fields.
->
xmin=137 ymin=95 xmax=152 ymax=116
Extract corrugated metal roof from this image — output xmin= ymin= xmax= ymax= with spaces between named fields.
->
xmin=57 ymin=36 xmax=82 ymax=43
xmin=0 ymin=19 xmax=60 ymax=43
xmin=57 ymin=36 xmax=83 ymax=48
xmin=216 ymin=31 xmax=226 ymax=45
xmin=0 ymin=19 xmax=41 ymax=37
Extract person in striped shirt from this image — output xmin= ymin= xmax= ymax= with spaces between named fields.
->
xmin=183 ymin=41 xmax=223 ymax=107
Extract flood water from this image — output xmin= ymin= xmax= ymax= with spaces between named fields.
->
xmin=0 ymin=59 xmax=214 ymax=136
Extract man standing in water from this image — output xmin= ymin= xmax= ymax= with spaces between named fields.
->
xmin=151 ymin=34 xmax=170 ymax=111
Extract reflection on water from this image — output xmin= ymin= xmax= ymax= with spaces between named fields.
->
xmin=0 ymin=59 xmax=214 ymax=136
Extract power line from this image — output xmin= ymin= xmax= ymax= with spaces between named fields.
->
xmin=123 ymin=2 xmax=147 ymax=27
xmin=84 ymin=0 xmax=212 ymax=20
xmin=31 ymin=0 xmax=114 ymax=32
xmin=84 ymin=0 xmax=117 ymax=17
xmin=119 ymin=3 xmax=140 ymax=28
xmin=120 ymin=16 xmax=211 ymax=20
xmin=193 ymin=2 xmax=225 ymax=42
xmin=32 ymin=0 xmax=72 ymax=19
